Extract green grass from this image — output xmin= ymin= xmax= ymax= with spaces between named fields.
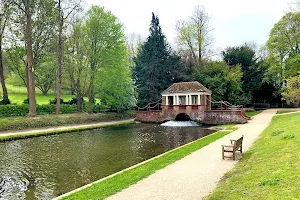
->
xmin=60 ymin=130 xmax=233 ymax=200
xmin=7 ymin=93 xmax=75 ymax=105
xmin=276 ymin=110 xmax=299 ymax=114
xmin=0 ymin=120 xmax=134 ymax=142
xmin=207 ymin=112 xmax=300 ymax=200
xmin=216 ymin=123 xmax=237 ymax=130
xmin=1 ymin=85 xmax=99 ymax=105
xmin=0 ymin=111 xmax=136 ymax=132
xmin=0 ymin=84 xmax=75 ymax=105
xmin=245 ymin=110 xmax=262 ymax=117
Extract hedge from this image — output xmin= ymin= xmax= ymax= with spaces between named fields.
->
xmin=0 ymin=104 xmax=77 ymax=117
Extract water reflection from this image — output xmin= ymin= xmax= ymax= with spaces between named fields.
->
xmin=0 ymin=123 xmax=214 ymax=199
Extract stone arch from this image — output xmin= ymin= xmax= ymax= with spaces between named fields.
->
xmin=175 ymin=113 xmax=191 ymax=121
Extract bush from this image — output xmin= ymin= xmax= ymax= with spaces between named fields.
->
xmin=23 ymin=98 xmax=29 ymax=104
xmin=0 ymin=104 xmax=77 ymax=117
xmin=49 ymin=98 xmax=65 ymax=105
xmin=68 ymin=97 xmax=85 ymax=105
xmin=0 ymin=98 xmax=11 ymax=105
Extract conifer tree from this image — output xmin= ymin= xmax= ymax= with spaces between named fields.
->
xmin=133 ymin=13 xmax=182 ymax=107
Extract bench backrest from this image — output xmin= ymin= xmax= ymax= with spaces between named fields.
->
xmin=234 ymin=136 xmax=243 ymax=150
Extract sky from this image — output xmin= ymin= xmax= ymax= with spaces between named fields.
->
xmin=87 ymin=0 xmax=292 ymax=50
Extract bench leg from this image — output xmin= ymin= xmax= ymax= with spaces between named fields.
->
xmin=222 ymin=147 xmax=224 ymax=159
xmin=240 ymin=145 xmax=243 ymax=153
xmin=233 ymin=151 xmax=236 ymax=160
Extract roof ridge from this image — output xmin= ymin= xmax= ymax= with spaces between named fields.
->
xmin=162 ymin=81 xmax=211 ymax=94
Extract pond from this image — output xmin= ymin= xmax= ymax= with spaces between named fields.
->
xmin=0 ymin=123 xmax=215 ymax=200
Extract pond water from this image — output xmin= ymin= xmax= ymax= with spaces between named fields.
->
xmin=0 ymin=123 xmax=215 ymax=200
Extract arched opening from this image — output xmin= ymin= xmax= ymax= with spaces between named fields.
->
xmin=175 ymin=113 xmax=191 ymax=121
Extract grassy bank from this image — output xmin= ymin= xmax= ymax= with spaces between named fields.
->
xmin=0 ymin=120 xmax=134 ymax=142
xmin=0 ymin=111 xmax=136 ymax=132
xmin=245 ymin=110 xmax=262 ymax=117
xmin=59 ymin=129 xmax=234 ymax=200
xmin=207 ymin=112 xmax=300 ymax=199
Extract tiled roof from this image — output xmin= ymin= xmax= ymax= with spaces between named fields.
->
xmin=162 ymin=81 xmax=211 ymax=94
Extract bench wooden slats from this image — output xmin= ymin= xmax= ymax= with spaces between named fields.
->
xmin=222 ymin=135 xmax=243 ymax=160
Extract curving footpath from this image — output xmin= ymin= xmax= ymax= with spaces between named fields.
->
xmin=108 ymin=109 xmax=277 ymax=200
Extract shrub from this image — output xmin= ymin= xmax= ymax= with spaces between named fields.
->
xmin=49 ymin=98 xmax=65 ymax=105
xmin=23 ymin=98 xmax=29 ymax=104
xmin=68 ymin=97 xmax=85 ymax=105
xmin=0 ymin=98 xmax=11 ymax=105
xmin=0 ymin=104 xmax=77 ymax=117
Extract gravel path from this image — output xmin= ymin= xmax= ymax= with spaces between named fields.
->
xmin=108 ymin=109 xmax=277 ymax=200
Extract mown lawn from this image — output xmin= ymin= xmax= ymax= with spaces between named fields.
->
xmin=276 ymin=110 xmax=298 ymax=114
xmin=207 ymin=113 xmax=300 ymax=200
xmin=245 ymin=110 xmax=262 ymax=117
xmin=0 ymin=85 xmax=75 ymax=105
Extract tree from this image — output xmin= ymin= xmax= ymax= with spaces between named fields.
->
xmin=222 ymin=44 xmax=265 ymax=103
xmin=282 ymin=75 xmax=300 ymax=106
xmin=266 ymin=12 xmax=300 ymax=85
xmin=195 ymin=61 xmax=244 ymax=105
xmin=85 ymin=6 xmax=125 ymax=104
xmin=23 ymin=0 xmax=37 ymax=116
xmin=133 ymin=13 xmax=185 ymax=106
xmin=126 ymin=32 xmax=144 ymax=68
xmin=0 ymin=0 xmax=13 ymax=104
xmin=56 ymin=0 xmax=82 ymax=114
xmin=64 ymin=20 xmax=89 ymax=111
xmin=175 ymin=5 xmax=214 ymax=68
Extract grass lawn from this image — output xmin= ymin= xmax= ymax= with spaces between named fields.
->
xmin=7 ymin=93 xmax=75 ymax=105
xmin=0 ymin=111 xmax=136 ymax=133
xmin=60 ymin=130 xmax=234 ymax=200
xmin=0 ymin=84 xmax=75 ymax=105
xmin=245 ymin=110 xmax=262 ymax=117
xmin=216 ymin=123 xmax=237 ymax=130
xmin=207 ymin=112 xmax=300 ymax=200
xmin=276 ymin=110 xmax=299 ymax=114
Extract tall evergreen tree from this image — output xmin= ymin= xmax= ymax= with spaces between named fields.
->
xmin=133 ymin=13 xmax=181 ymax=107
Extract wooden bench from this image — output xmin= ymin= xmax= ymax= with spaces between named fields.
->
xmin=222 ymin=135 xmax=243 ymax=160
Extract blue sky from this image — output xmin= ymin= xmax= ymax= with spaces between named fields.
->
xmin=87 ymin=0 xmax=292 ymax=50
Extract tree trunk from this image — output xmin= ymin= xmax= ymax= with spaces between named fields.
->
xmin=25 ymin=1 xmax=37 ymax=117
xmin=0 ymin=44 xmax=9 ymax=103
xmin=88 ymin=67 xmax=95 ymax=104
xmin=76 ymin=80 xmax=82 ymax=112
xmin=56 ymin=0 xmax=63 ymax=114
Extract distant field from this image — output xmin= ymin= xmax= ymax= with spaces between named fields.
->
xmin=0 ymin=85 xmax=75 ymax=105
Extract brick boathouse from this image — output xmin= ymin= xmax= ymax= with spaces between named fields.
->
xmin=136 ymin=81 xmax=249 ymax=124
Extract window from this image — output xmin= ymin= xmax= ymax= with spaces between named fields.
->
xmin=179 ymin=96 xmax=186 ymax=105
xmin=191 ymin=95 xmax=198 ymax=105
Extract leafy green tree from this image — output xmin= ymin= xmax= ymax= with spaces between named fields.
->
xmin=133 ymin=13 xmax=185 ymax=106
xmin=55 ymin=0 xmax=82 ymax=114
xmin=222 ymin=44 xmax=265 ymax=103
xmin=64 ymin=21 xmax=90 ymax=111
xmin=85 ymin=6 xmax=125 ymax=104
xmin=266 ymin=12 xmax=300 ymax=85
xmin=195 ymin=61 xmax=244 ymax=105
xmin=282 ymin=75 xmax=300 ymax=106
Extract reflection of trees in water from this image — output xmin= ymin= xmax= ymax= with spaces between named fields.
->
xmin=0 ymin=124 xmax=214 ymax=199
xmin=130 ymin=124 xmax=213 ymax=162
